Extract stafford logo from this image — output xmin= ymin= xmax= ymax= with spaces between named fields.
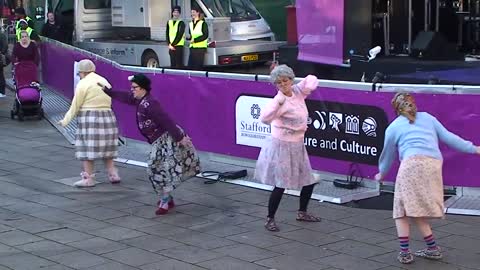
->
xmin=250 ymin=104 xmax=261 ymax=119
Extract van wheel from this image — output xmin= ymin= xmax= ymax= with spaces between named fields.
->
xmin=142 ymin=51 xmax=159 ymax=68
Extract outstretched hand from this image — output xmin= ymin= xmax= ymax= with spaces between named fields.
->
xmin=97 ymin=82 xmax=111 ymax=91
xmin=374 ymin=173 xmax=384 ymax=184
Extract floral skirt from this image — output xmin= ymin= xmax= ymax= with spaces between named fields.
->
xmin=254 ymin=137 xmax=317 ymax=189
xmin=393 ymin=155 xmax=444 ymax=219
xmin=147 ymin=131 xmax=201 ymax=194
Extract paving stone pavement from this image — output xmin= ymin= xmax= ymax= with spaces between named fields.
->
xmin=0 ymin=89 xmax=479 ymax=270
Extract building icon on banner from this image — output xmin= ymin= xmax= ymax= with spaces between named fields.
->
xmin=345 ymin=115 xmax=360 ymax=135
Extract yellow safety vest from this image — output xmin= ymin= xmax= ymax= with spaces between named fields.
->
xmin=168 ymin=19 xmax=185 ymax=46
xmin=16 ymin=27 xmax=33 ymax=41
xmin=16 ymin=16 xmax=33 ymax=29
xmin=189 ymin=20 xmax=207 ymax=48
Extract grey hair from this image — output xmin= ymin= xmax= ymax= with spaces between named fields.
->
xmin=77 ymin=59 xmax=96 ymax=73
xmin=270 ymin=64 xmax=295 ymax=84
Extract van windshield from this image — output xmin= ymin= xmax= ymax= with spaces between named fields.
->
xmin=200 ymin=0 xmax=261 ymax=22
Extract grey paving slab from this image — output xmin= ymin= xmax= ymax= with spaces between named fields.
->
xmin=331 ymin=227 xmax=397 ymax=245
xmin=0 ymin=196 xmax=25 ymax=207
xmin=189 ymin=222 xmax=251 ymax=237
xmin=7 ymin=217 xmax=66 ymax=234
xmin=438 ymin=235 xmax=480 ymax=251
xmin=102 ymin=247 xmax=167 ymax=267
xmin=197 ymin=256 xmax=269 ymax=270
xmin=337 ymin=215 xmax=396 ymax=231
xmin=370 ymin=251 xmax=467 ymax=270
xmin=67 ymin=237 xmax=129 ymax=255
xmin=255 ymin=255 xmax=332 ymax=270
xmin=322 ymin=240 xmax=394 ymax=259
xmin=0 ymin=252 xmax=57 ymax=270
xmin=59 ymin=216 xmax=112 ymax=232
xmin=158 ymin=213 xmax=213 ymax=228
xmin=202 ymin=211 xmax=261 ymax=225
xmin=314 ymin=254 xmax=388 ymax=270
xmin=0 ymin=224 xmax=13 ymax=234
xmin=140 ymin=259 xmax=207 ymax=270
xmin=120 ymin=235 xmax=185 ymax=252
xmin=136 ymin=223 xmax=190 ymax=237
xmin=166 ymin=230 xmax=237 ymax=250
xmin=105 ymin=215 xmax=160 ymax=229
xmin=267 ymin=241 xmax=338 ymax=261
xmin=212 ymin=244 xmax=279 ymax=262
xmin=77 ymin=207 xmax=130 ymax=221
xmin=436 ymin=222 xmax=480 ymax=239
xmin=175 ymin=203 xmax=225 ymax=217
xmin=284 ymin=219 xmax=353 ymax=234
xmin=48 ymin=250 xmax=108 ymax=269
xmin=0 ymin=243 xmax=22 ymax=257
xmin=226 ymin=231 xmax=292 ymax=248
xmin=277 ymin=229 xmax=344 ymax=247
xmin=0 ymin=230 xmax=43 ymax=246
xmin=85 ymin=261 xmax=139 ymax=270
xmin=158 ymin=245 xmax=224 ymax=264
xmin=89 ymin=226 xmax=147 ymax=241
xmin=17 ymin=240 xmax=77 ymax=257
xmin=37 ymin=228 xmax=95 ymax=244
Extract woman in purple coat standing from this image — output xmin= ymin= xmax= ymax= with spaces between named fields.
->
xmin=102 ymin=73 xmax=200 ymax=215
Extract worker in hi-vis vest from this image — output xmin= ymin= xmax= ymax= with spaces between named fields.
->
xmin=188 ymin=6 xmax=208 ymax=70
xmin=166 ymin=5 xmax=186 ymax=68
xmin=15 ymin=7 xmax=35 ymax=30
xmin=16 ymin=19 xmax=39 ymax=42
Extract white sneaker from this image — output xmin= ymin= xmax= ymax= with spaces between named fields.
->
xmin=0 ymin=93 xmax=6 ymax=98
xmin=73 ymin=179 xmax=95 ymax=187
xmin=74 ymin=172 xmax=96 ymax=187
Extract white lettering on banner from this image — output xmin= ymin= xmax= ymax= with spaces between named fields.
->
xmin=235 ymin=96 xmax=272 ymax=147
xmin=304 ymin=137 xmax=378 ymax=157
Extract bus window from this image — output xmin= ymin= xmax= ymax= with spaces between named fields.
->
xmin=84 ymin=0 xmax=111 ymax=9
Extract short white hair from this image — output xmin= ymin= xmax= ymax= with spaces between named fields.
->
xmin=270 ymin=64 xmax=295 ymax=84
xmin=77 ymin=59 xmax=96 ymax=73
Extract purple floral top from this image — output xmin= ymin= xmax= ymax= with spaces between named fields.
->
xmin=106 ymin=90 xmax=183 ymax=144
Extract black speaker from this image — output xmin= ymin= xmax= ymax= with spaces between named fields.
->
xmin=411 ymin=31 xmax=464 ymax=60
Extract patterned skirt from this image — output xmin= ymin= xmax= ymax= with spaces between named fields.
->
xmin=393 ymin=155 xmax=444 ymax=219
xmin=75 ymin=110 xmax=119 ymax=161
xmin=147 ymin=130 xmax=201 ymax=194
xmin=254 ymin=137 xmax=317 ymax=189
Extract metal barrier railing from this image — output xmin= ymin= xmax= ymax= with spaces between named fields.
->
xmin=41 ymin=37 xmax=480 ymax=95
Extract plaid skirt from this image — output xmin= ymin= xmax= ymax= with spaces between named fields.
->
xmin=75 ymin=110 xmax=119 ymax=161
xmin=147 ymin=130 xmax=201 ymax=194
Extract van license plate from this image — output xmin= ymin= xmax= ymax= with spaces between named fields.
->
xmin=241 ymin=54 xmax=259 ymax=62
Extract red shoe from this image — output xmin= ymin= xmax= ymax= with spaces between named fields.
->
xmin=155 ymin=207 xmax=168 ymax=215
xmin=157 ymin=196 xmax=175 ymax=208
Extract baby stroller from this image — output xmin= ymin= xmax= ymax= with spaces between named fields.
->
xmin=10 ymin=61 xmax=44 ymax=121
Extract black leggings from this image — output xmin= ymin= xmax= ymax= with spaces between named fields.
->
xmin=267 ymin=184 xmax=315 ymax=218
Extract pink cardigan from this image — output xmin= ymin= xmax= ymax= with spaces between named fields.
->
xmin=260 ymin=75 xmax=318 ymax=142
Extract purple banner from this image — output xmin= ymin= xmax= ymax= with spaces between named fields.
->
xmin=41 ymin=42 xmax=480 ymax=187
xmin=296 ymin=0 xmax=344 ymax=66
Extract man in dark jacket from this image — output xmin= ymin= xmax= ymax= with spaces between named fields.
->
xmin=0 ymin=31 xmax=7 ymax=98
xmin=41 ymin=12 xmax=62 ymax=41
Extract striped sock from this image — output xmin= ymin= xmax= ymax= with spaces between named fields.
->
xmin=399 ymin=236 xmax=409 ymax=253
xmin=424 ymin=234 xmax=437 ymax=250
